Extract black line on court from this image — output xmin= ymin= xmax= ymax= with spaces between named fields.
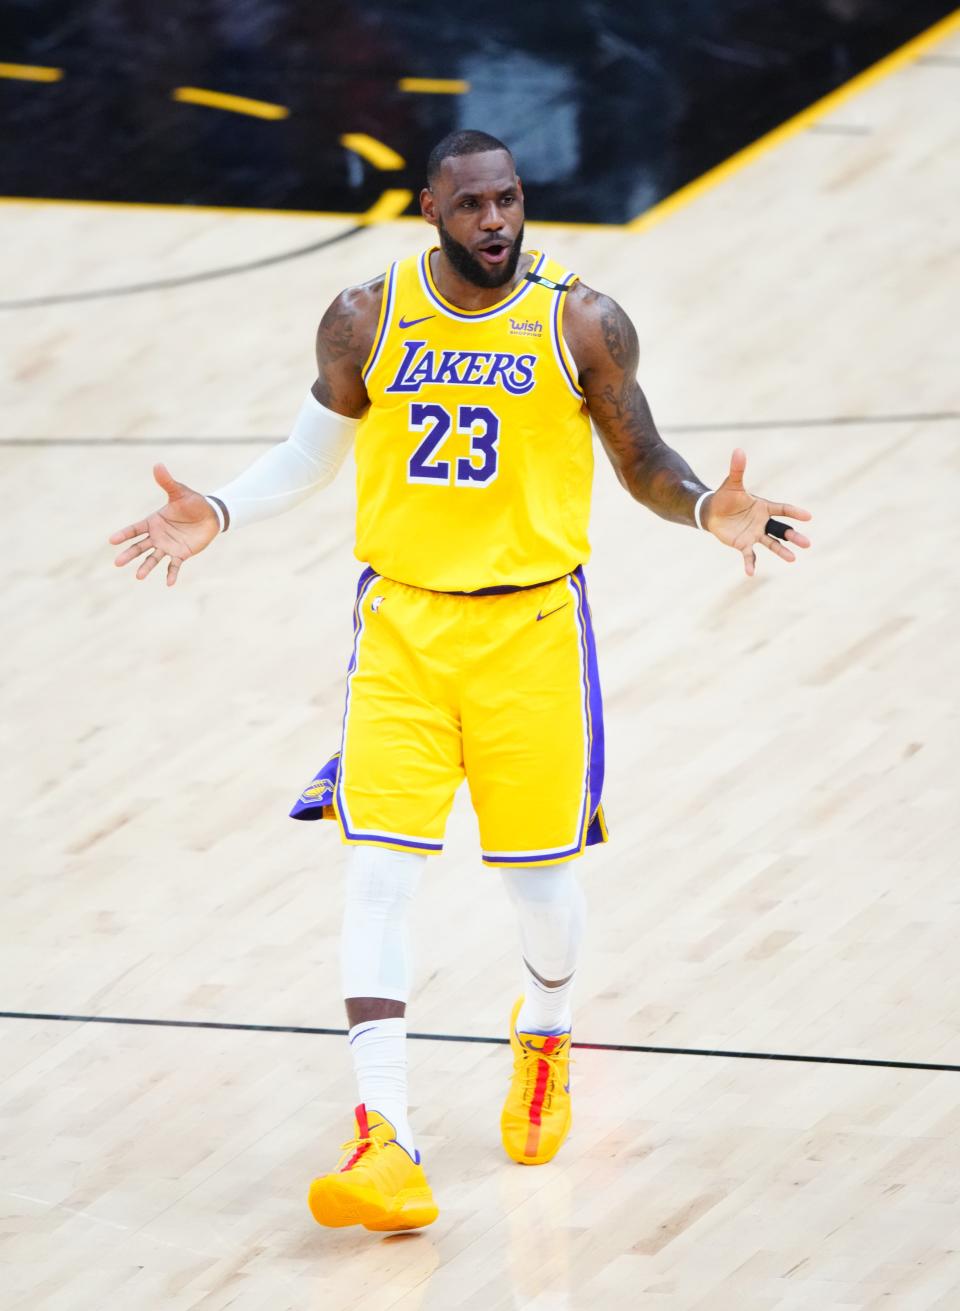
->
xmin=662 ymin=411 xmax=959 ymax=433
xmin=3 ymin=1009 xmax=958 ymax=1075
xmin=0 ymin=223 xmax=362 ymax=310
xmin=2 ymin=412 xmax=957 ymax=448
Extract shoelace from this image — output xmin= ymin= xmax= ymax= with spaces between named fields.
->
xmin=516 ymin=1044 xmax=572 ymax=1112
xmin=338 ymin=1132 xmax=386 ymax=1172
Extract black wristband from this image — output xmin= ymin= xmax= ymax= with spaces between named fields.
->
xmin=208 ymin=495 xmax=230 ymax=532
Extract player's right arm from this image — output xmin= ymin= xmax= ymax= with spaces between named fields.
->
xmin=108 ymin=277 xmax=383 ymax=587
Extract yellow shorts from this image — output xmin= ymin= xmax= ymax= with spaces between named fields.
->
xmin=292 ymin=566 xmax=607 ymax=866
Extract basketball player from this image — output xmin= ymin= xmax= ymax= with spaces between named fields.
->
xmin=109 ymin=130 xmax=811 ymax=1233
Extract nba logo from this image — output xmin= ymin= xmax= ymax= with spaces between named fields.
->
xmin=371 ymin=595 xmax=385 ymax=612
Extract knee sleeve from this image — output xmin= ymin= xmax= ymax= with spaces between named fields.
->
xmin=498 ymin=864 xmax=587 ymax=981
xmin=340 ymin=845 xmax=425 ymax=1002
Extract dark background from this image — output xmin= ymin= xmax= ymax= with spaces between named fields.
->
xmin=1 ymin=0 xmax=954 ymax=224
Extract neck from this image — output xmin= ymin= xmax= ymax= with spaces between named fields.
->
xmin=429 ymin=248 xmax=533 ymax=311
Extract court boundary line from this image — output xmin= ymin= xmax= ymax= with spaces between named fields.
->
xmin=0 ymin=222 xmax=363 ymax=310
xmin=3 ymin=1010 xmax=958 ymax=1074
xmin=1 ymin=8 xmax=957 ymax=241
xmin=626 ymin=7 xmax=960 ymax=231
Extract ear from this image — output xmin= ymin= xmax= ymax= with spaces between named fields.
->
xmin=420 ymin=186 xmax=438 ymax=228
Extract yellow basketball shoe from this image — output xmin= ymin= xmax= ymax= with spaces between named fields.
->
xmin=500 ymin=998 xmax=572 ymax=1165
xmin=307 ymin=1105 xmax=438 ymax=1232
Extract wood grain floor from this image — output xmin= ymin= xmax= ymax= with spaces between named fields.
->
xmin=1 ymin=23 xmax=959 ymax=1310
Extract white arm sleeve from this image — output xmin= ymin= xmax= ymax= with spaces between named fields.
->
xmin=205 ymin=391 xmax=357 ymax=531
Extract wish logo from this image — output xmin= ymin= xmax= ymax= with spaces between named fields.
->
xmin=385 ymin=340 xmax=538 ymax=396
xmin=509 ymin=317 xmax=543 ymax=338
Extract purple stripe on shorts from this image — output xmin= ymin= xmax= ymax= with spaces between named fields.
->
xmin=342 ymin=829 xmax=443 ymax=852
xmin=487 ymin=847 xmax=579 ymax=865
xmin=334 ymin=567 xmax=445 ymax=854
xmin=571 ymin=566 xmax=605 ymax=829
xmin=483 ymin=567 xmax=605 ymax=865
xmin=348 ymin=566 xmax=378 ymax=663
xmin=334 ymin=568 xmax=380 ymax=830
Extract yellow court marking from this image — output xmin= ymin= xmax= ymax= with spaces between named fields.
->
xmin=627 ymin=7 xmax=960 ymax=232
xmin=0 ymin=62 xmax=63 ymax=82
xmin=172 ymin=87 xmax=289 ymax=121
xmin=398 ymin=77 xmax=470 ymax=95
xmin=359 ymin=190 xmax=414 ymax=224
xmin=5 ymin=10 xmax=956 ymax=235
xmin=340 ymin=133 xmax=406 ymax=171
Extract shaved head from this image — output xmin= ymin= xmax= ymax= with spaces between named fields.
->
xmin=426 ymin=130 xmax=514 ymax=187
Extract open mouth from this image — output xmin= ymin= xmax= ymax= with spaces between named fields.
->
xmin=478 ymin=242 xmax=509 ymax=265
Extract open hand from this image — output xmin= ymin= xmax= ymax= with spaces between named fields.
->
xmin=703 ymin=449 xmax=812 ymax=576
xmin=109 ymin=464 xmax=219 ymax=587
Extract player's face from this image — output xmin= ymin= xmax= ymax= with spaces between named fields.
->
xmin=422 ymin=150 xmax=525 ymax=289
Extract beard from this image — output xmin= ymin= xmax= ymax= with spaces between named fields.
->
xmin=437 ymin=217 xmax=525 ymax=289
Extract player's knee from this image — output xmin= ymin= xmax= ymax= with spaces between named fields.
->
xmin=344 ymin=844 xmax=425 ymax=918
xmin=499 ymin=862 xmax=584 ymax=909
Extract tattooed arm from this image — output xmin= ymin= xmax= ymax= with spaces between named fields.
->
xmin=312 ymin=274 xmax=384 ymax=417
xmin=563 ymin=282 xmax=813 ymax=572
xmin=563 ymin=282 xmax=708 ymax=526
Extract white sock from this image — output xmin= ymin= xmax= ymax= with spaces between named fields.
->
xmin=499 ymin=864 xmax=586 ymax=1035
xmin=517 ymin=965 xmax=574 ymax=1035
xmin=348 ymin=1017 xmax=417 ymax=1159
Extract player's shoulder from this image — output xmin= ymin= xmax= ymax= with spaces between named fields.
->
xmin=564 ymin=278 xmax=623 ymax=325
xmin=316 ymin=272 xmax=386 ymax=365
xmin=327 ymin=272 xmax=386 ymax=322
xmin=563 ymin=280 xmax=638 ymax=368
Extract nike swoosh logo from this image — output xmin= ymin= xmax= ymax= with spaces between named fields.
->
xmin=536 ymin=602 xmax=569 ymax=622
xmin=398 ymin=314 xmax=435 ymax=330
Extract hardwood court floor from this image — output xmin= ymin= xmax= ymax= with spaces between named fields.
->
xmin=1 ymin=23 xmax=959 ymax=1311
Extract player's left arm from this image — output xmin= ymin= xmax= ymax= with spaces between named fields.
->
xmin=564 ymin=282 xmax=811 ymax=575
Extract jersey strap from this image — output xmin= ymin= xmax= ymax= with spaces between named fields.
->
xmin=523 ymin=270 xmax=574 ymax=292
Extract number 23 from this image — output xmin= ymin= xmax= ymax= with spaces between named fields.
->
xmin=407 ymin=402 xmax=500 ymax=487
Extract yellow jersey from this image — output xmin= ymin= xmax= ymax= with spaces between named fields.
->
xmin=354 ymin=248 xmax=593 ymax=592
